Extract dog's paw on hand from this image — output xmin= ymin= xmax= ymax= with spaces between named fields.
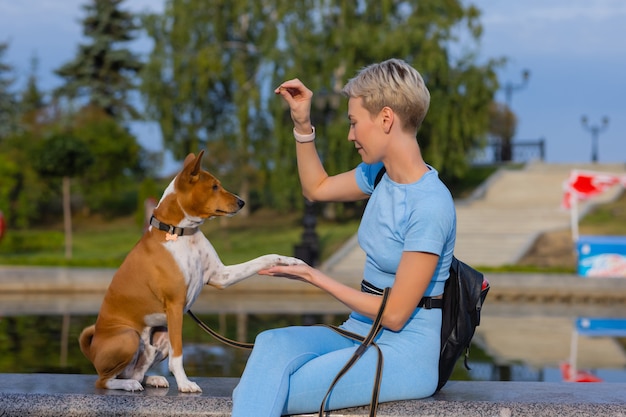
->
xmin=273 ymin=255 xmax=307 ymax=266
xmin=178 ymin=379 xmax=202 ymax=393
xmin=145 ymin=375 xmax=170 ymax=388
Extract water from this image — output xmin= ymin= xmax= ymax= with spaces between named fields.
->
xmin=1 ymin=293 xmax=625 ymax=383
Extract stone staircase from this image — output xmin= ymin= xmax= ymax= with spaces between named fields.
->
xmin=323 ymin=161 xmax=626 ymax=276
xmin=455 ymin=162 xmax=625 ymax=267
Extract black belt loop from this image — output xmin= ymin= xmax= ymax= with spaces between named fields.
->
xmin=361 ymin=280 xmax=442 ymax=309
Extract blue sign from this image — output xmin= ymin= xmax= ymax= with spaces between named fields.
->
xmin=575 ymin=317 xmax=626 ymax=337
xmin=577 ymin=235 xmax=626 ymax=278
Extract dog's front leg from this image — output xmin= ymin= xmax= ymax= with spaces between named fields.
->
xmin=208 ymin=254 xmax=305 ymax=289
xmin=166 ymin=304 xmax=201 ymax=393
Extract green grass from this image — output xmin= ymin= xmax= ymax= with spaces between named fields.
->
xmin=579 ymin=191 xmax=626 ymax=235
xmin=0 ymin=210 xmax=359 ymax=267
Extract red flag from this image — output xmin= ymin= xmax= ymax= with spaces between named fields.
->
xmin=562 ymin=170 xmax=626 ymax=209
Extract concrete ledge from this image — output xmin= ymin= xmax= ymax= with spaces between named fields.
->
xmin=1 ymin=374 xmax=625 ymax=416
xmin=0 ymin=265 xmax=317 ymax=294
xmin=4 ymin=266 xmax=626 ymax=303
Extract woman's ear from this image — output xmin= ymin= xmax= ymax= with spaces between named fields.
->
xmin=380 ymin=106 xmax=395 ymax=134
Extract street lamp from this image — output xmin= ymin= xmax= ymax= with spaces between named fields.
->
xmin=294 ymin=199 xmax=319 ymax=266
xmin=503 ymin=69 xmax=531 ymax=107
xmin=498 ymin=69 xmax=530 ymax=161
xmin=581 ymin=115 xmax=609 ymax=163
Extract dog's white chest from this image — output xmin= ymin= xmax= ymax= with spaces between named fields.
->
xmin=162 ymin=233 xmax=219 ymax=310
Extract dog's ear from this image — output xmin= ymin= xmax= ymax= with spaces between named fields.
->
xmin=191 ymin=150 xmax=204 ymax=173
xmin=183 ymin=153 xmax=196 ymax=166
xmin=189 ymin=150 xmax=204 ymax=181
xmin=178 ymin=151 xmax=205 ymax=187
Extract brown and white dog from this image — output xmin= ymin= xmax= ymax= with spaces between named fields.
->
xmin=79 ymin=150 xmax=304 ymax=392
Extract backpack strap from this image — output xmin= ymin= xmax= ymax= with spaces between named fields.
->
xmin=374 ymin=166 xmax=387 ymax=188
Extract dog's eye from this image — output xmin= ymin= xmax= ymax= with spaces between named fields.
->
xmin=212 ymin=184 xmax=219 ymax=192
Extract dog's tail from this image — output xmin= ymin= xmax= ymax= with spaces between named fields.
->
xmin=79 ymin=325 xmax=96 ymax=361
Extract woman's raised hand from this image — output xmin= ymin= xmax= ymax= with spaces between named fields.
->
xmin=274 ymin=78 xmax=314 ymax=134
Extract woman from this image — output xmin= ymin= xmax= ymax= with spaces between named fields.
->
xmin=231 ymin=58 xmax=456 ymax=416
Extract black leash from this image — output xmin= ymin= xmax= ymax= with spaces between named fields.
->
xmin=187 ymin=287 xmax=390 ymax=417
xmin=187 ymin=310 xmax=254 ymax=350
xmin=315 ymin=287 xmax=390 ymax=417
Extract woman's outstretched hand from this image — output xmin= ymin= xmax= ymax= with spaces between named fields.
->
xmin=258 ymin=262 xmax=317 ymax=284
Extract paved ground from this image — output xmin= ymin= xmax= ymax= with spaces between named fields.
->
xmin=1 ymin=373 xmax=625 ymax=416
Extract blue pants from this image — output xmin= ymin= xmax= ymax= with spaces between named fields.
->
xmin=231 ymin=308 xmax=441 ymax=417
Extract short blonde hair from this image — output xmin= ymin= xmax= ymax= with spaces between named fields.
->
xmin=341 ymin=58 xmax=430 ymax=133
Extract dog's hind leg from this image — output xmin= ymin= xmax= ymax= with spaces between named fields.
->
xmin=92 ymin=328 xmax=144 ymax=391
xmin=140 ymin=326 xmax=171 ymax=388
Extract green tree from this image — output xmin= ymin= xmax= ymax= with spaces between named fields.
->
xmin=20 ymin=55 xmax=46 ymax=117
xmin=1 ymin=105 xmax=144 ymax=229
xmin=0 ymin=56 xmax=56 ymax=229
xmin=0 ymin=41 xmax=17 ymax=139
xmin=141 ymin=0 xmax=289 ymax=216
xmin=54 ymin=0 xmax=143 ymax=121
xmin=141 ymin=0 xmax=500 ymax=212
xmin=272 ymin=1 xmax=500 ymax=186
xmin=49 ymin=0 xmax=150 ymax=223
xmin=34 ymin=134 xmax=93 ymax=258
xmin=0 ymin=131 xmax=51 ymax=228
xmin=71 ymin=105 xmax=144 ymax=216
xmin=0 ymin=153 xmax=19 ymax=224
xmin=488 ymin=101 xmax=517 ymax=162
xmin=18 ymin=55 xmax=48 ymax=133
xmin=0 ymin=42 xmax=19 ymax=227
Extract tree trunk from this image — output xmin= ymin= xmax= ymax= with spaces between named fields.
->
xmin=63 ymin=176 xmax=72 ymax=259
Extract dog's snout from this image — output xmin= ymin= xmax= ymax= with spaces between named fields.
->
xmin=237 ymin=198 xmax=245 ymax=209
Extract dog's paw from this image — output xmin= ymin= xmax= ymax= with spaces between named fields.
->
xmin=145 ymin=375 xmax=169 ymax=388
xmin=106 ymin=378 xmax=144 ymax=392
xmin=273 ymin=255 xmax=307 ymax=266
xmin=177 ymin=379 xmax=202 ymax=393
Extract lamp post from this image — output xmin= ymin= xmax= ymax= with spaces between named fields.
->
xmin=499 ymin=69 xmax=530 ymax=161
xmin=294 ymin=199 xmax=319 ymax=266
xmin=503 ymin=69 xmax=531 ymax=108
xmin=581 ymin=115 xmax=609 ymax=163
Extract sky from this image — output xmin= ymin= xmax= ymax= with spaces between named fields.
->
xmin=1 ymin=0 xmax=625 ymax=174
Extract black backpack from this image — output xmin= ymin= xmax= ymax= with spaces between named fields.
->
xmin=437 ymin=256 xmax=489 ymax=391
xmin=374 ymin=166 xmax=489 ymax=391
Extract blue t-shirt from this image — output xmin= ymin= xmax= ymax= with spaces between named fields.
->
xmin=355 ymin=162 xmax=456 ymax=297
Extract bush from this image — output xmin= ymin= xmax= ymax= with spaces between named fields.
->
xmin=0 ymin=230 xmax=64 ymax=254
